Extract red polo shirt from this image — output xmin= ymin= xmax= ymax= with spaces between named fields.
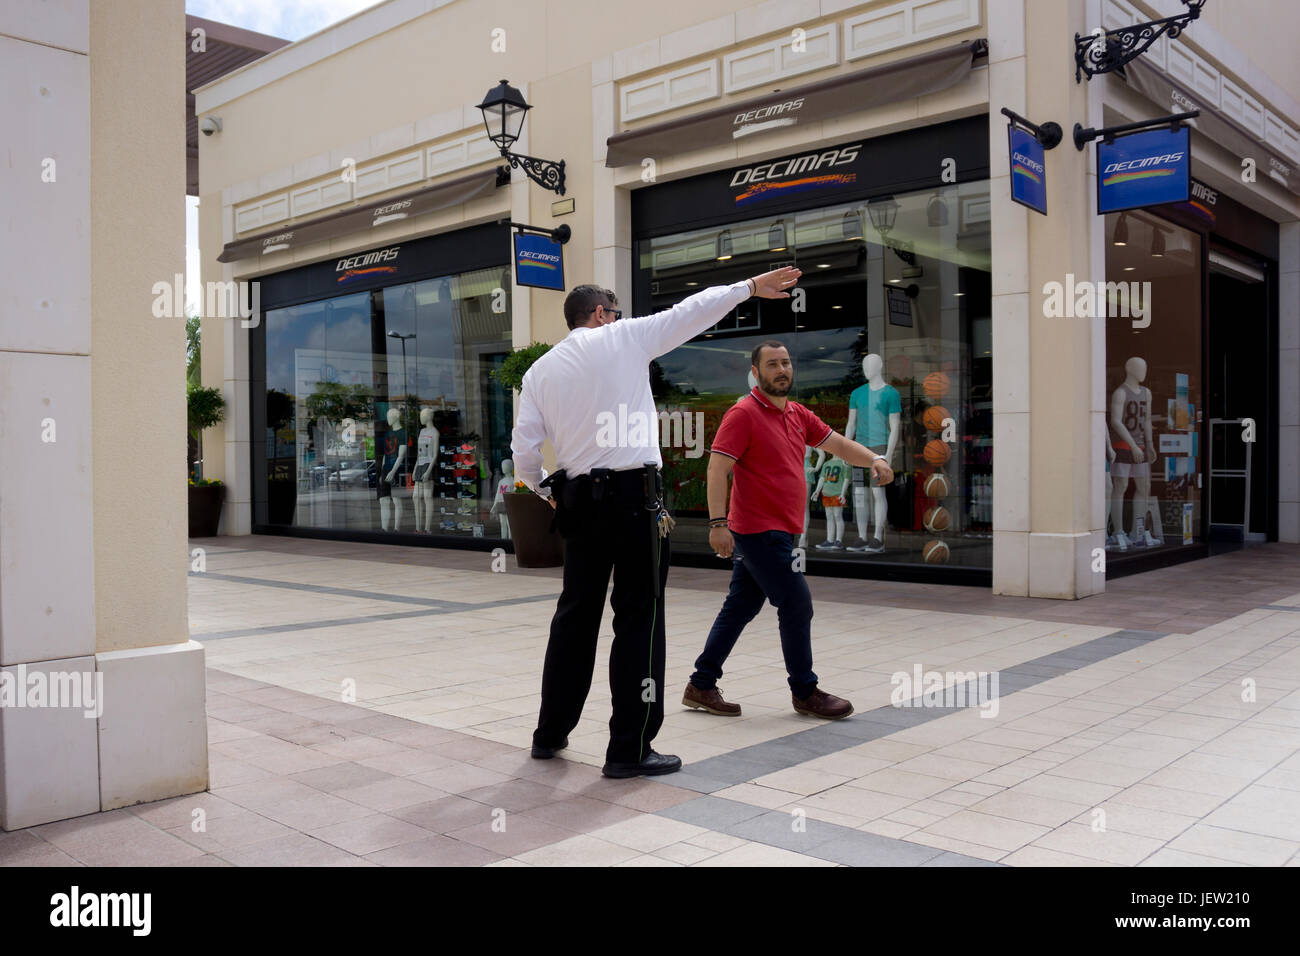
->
xmin=711 ymin=387 xmax=834 ymax=535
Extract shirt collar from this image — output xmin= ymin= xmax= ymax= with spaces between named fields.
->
xmin=748 ymin=386 xmax=786 ymax=413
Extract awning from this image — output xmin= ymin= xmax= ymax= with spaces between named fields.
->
xmin=217 ymin=166 xmax=509 ymax=263
xmin=1123 ymin=59 xmax=1299 ymax=198
xmin=604 ymin=40 xmax=986 ymax=168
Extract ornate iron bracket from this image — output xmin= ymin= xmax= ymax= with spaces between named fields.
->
xmin=1075 ymin=0 xmax=1205 ymax=83
xmin=501 ymin=151 xmax=566 ymax=196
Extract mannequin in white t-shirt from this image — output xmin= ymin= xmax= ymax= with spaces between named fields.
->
xmin=412 ymin=408 xmax=439 ymax=533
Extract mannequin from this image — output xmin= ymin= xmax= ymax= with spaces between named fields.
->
xmin=1109 ymin=356 xmax=1160 ymax=550
xmin=811 ymin=456 xmax=849 ymax=549
xmin=1104 ymin=429 xmax=1117 ymax=549
xmin=799 ymin=444 xmax=827 ymax=549
xmin=844 ymin=354 xmax=900 ymax=553
xmin=735 ymin=369 xmax=757 ymax=403
xmin=412 ymin=408 xmax=439 ymax=533
xmin=377 ymin=407 xmax=408 ymax=531
xmin=491 ymin=459 xmax=515 ymax=539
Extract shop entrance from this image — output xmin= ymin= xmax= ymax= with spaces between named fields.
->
xmin=1207 ymin=248 xmax=1271 ymax=549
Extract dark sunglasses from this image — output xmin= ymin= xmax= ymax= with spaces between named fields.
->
xmin=590 ymin=304 xmax=622 ymax=321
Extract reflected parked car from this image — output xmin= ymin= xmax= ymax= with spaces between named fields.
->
xmin=338 ymin=460 xmax=376 ymax=488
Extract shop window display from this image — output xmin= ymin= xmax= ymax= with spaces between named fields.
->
xmin=636 ymin=183 xmax=993 ymax=569
xmin=257 ymin=265 xmax=513 ymax=537
xmin=1104 ymin=211 xmax=1203 ymax=555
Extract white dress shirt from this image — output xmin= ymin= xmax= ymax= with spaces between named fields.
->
xmin=511 ymin=281 xmax=753 ymax=497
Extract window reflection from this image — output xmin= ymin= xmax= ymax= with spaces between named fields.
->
xmin=639 ymin=183 xmax=993 ymax=569
xmin=259 ymin=266 xmax=513 ymax=538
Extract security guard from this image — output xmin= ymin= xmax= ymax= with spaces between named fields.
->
xmin=511 ymin=266 xmax=802 ymax=778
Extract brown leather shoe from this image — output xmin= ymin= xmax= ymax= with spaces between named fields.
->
xmin=793 ymin=687 xmax=853 ymax=720
xmin=682 ymin=683 xmax=742 ymax=716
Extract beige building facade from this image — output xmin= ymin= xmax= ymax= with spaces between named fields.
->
xmin=197 ymin=0 xmax=1300 ymax=601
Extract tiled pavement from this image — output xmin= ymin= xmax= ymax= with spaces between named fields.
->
xmin=3 ymin=536 xmax=1300 ymax=867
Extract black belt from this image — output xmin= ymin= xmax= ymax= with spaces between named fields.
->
xmin=543 ymin=466 xmax=654 ymax=507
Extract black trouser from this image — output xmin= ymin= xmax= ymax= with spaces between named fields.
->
xmin=533 ymin=470 xmax=670 ymax=764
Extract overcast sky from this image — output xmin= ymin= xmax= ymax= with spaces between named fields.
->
xmin=186 ymin=0 xmax=385 ymax=41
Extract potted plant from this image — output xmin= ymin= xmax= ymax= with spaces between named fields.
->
xmin=188 ymin=384 xmax=226 ymax=536
xmin=492 ymin=343 xmax=564 ymax=567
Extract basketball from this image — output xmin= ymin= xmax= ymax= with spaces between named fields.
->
xmin=923 ymin=371 xmax=950 ymax=400
xmin=922 ymin=540 xmax=950 ymax=564
xmin=923 ymin=505 xmax=951 ymax=533
xmin=923 ymin=472 xmax=950 ymax=498
xmin=922 ymin=405 xmax=950 ymax=433
xmin=923 ymin=439 xmax=951 ymax=466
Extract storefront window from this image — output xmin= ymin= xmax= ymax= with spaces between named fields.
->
xmin=638 ymin=181 xmax=992 ymax=569
xmin=1104 ymin=211 xmax=1203 ymax=556
xmin=259 ymin=265 xmax=513 ymax=537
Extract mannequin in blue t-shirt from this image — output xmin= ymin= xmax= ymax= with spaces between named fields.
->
xmin=844 ymin=354 xmax=900 ymax=554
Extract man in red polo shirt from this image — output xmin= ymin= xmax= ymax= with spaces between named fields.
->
xmin=683 ymin=340 xmax=894 ymax=719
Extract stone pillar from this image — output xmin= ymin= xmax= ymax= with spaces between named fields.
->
xmin=991 ymin=0 xmax=1106 ymax=597
xmin=0 ymin=0 xmax=207 ymax=831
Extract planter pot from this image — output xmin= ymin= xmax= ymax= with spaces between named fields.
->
xmin=503 ymin=493 xmax=564 ymax=568
xmin=188 ymin=484 xmax=225 ymax=537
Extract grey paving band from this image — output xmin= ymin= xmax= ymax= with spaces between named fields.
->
xmin=190 ymin=571 xmax=473 ymax=608
xmin=1266 ymin=605 xmax=1300 ymax=612
xmin=658 ymin=796 xmax=1001 ymax=867
xmin=666 ymin=628 xmax=1169 ymax=794
xmin=191 ymin=575 xmax=560 ymax=640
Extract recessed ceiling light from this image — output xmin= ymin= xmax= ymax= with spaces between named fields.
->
xmin=831 ymin=305 xmax=842 ymax=309
xmin=1123 ymin=266 xmax=1136 ymax=272
xmin=816 ymin=263 xmax=831 ymax=269
xmin=889 ymin=279 xmax=901 ymax=284
xmin=685 ymin=281 xmax=698 ymax=286
xmin=953 ymin=292 xmax=965 ymax=297
xmin=716 ymin=254 xmax=732 ymax=261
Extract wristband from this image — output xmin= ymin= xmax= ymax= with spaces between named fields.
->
xmin=745 ymin=278 xmax=756 ymax=296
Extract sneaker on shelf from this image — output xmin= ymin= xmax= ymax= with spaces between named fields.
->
xmin=1141 ymin=530 xmax=1162 ymax=548
xmin=826 ymin=540 xmax=844 ymax=551
xmin=1105 ymin=534 xmax=1117 ymax=549
xmin=1113 ymin=531 xmax=1131 ymax=552
xmin=865 ymin=537 xmax=884 ymax=553
xmin=814 ymin=539 xmax=837 ymax=550
xmin=846 ymin=537 xmax=872 ymax=552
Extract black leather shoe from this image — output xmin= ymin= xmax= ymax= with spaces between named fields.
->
xmin=530 ymin=736 xmax=568 ymax=759
xmin=601 ymin=750 xmax=682 ymax=778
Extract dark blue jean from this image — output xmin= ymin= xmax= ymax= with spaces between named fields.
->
xmin=691 ymin=530 xmax=818 ymax=699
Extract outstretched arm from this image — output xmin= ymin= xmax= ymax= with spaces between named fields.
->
xmin=617 ymin=267 xmax=803 ymax=359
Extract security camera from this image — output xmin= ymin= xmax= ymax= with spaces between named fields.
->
xmin=199 ymin=116 xmax=222 ymax=136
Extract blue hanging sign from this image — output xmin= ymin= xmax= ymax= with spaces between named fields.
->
xmin=1008 ymin=125 xmax=1047 ymax=215
xmin=1097 ymin=125 xmax=1190 ymax=214
xmin=513 ymin=232 xmax=565 ymax=291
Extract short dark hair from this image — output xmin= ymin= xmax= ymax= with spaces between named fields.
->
xmin=751 ymin=340 xmax=787 ymax=368
xmin=564 ymin=284 xmax=618 ymax=330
